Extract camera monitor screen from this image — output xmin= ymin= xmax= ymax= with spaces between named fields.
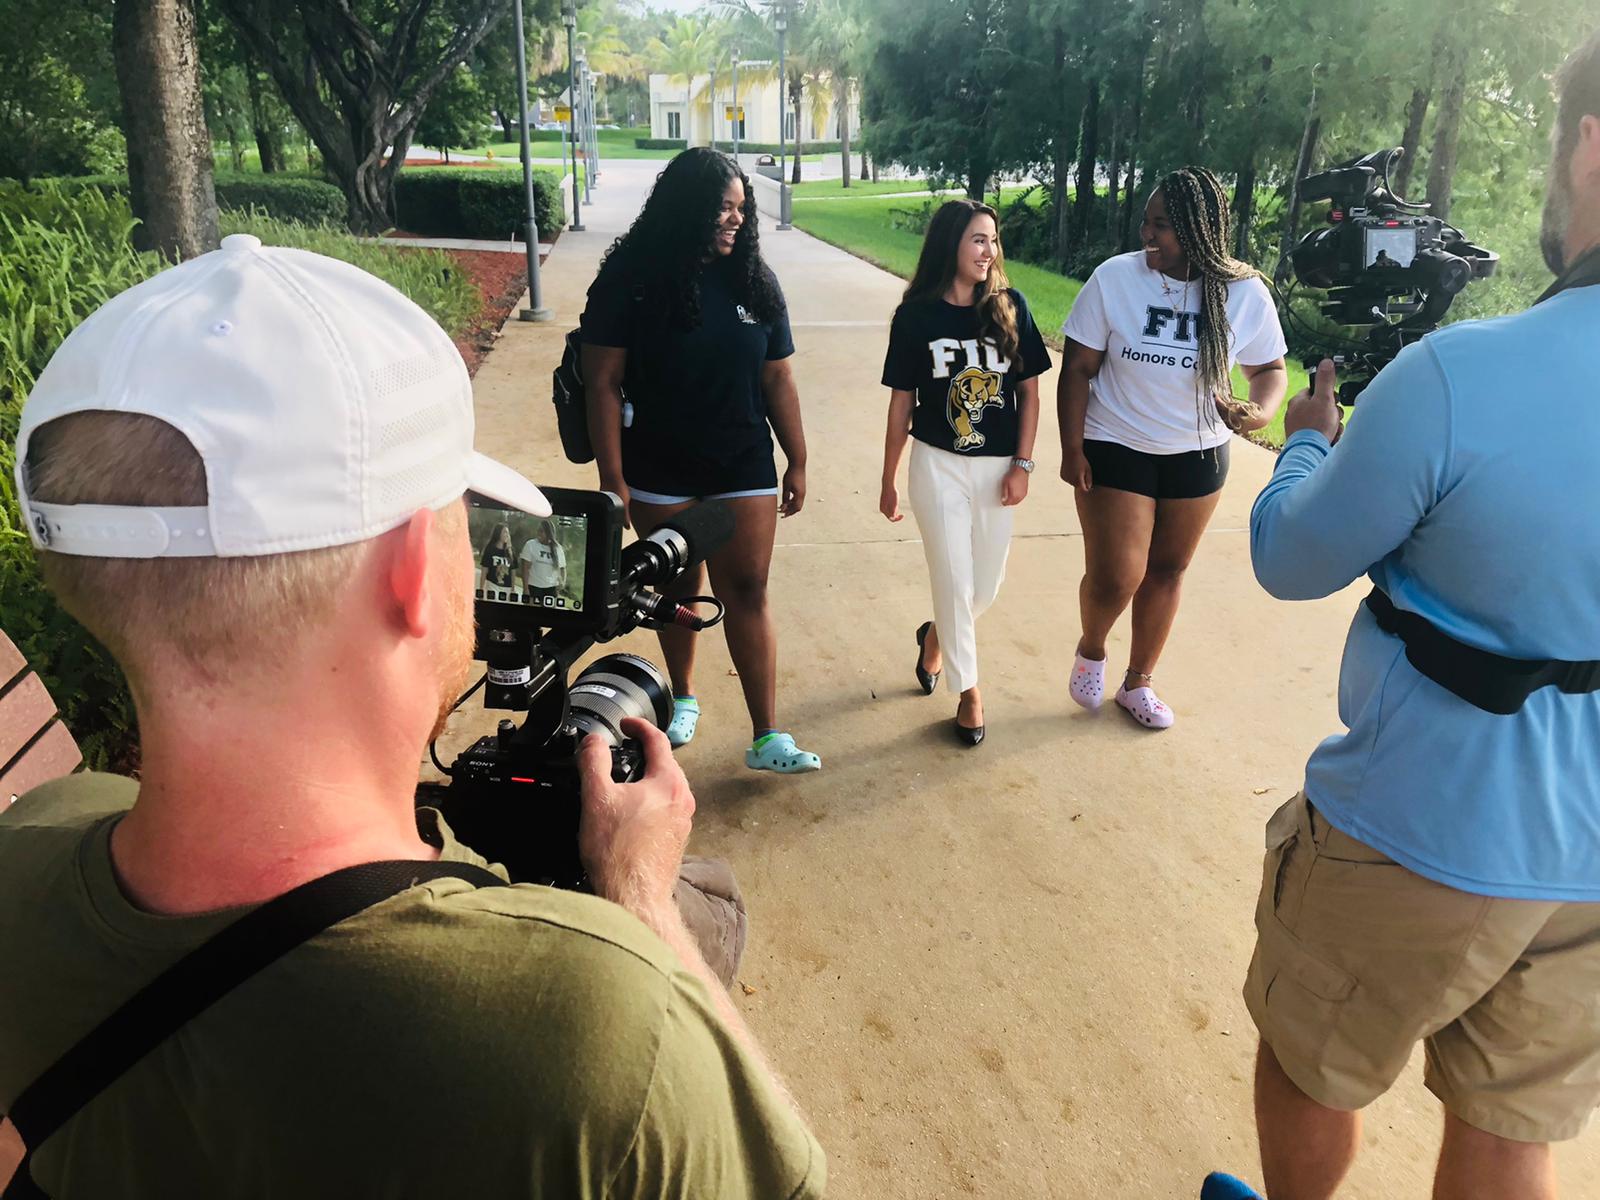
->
xmin=467 ymin=488 xmax=623 ymax=635
xmin=1363 ymin=224 xmax=1418 ymax=269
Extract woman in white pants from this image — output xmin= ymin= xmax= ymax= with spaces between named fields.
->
xmin=879 ymin=200 xmax=1051 ymax=745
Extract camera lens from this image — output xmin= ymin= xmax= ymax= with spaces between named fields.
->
xmin=566 ymin=653 xmax=672 ymax=747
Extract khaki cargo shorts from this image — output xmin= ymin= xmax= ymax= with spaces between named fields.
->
xmin=1244 ymin=794 xmax=1600 ymax=1143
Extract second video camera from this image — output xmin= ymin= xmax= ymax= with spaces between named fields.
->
xmin=1286 ymin=147 xmax=1499 ymax=402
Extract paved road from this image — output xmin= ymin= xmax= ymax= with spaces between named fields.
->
xmin=443 ymin=157 xmax=1600 ymax=1199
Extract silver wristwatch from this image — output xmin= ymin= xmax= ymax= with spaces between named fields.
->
xmin=1011 ymin=457 xmax=1036 ymax=474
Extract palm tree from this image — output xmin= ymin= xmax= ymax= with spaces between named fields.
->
xmin=577 ymin=8 xmax=639 ymax=122
xmin=647 ymin=16 xmax=714 ymax=142
xmin=799 ymin=0 xmax=864 ymax=186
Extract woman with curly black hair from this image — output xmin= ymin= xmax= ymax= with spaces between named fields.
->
xmin=581 ymin=148 xmax=819 ymax=774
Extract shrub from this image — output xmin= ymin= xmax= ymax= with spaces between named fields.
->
xmin=0 ymin=183 xmax=483 ymax=771
xmin=48 ymin=172 xmax=347 ymax=228
xmin=707 ymin=140 xmax=842 ymax=156
xmin=393 ymin=169 xmax=564 ymax=239
xmin=215 ymin=177 xmax=345 ymax=227
xmin=635 ymin=138 xmax=687 ymax=150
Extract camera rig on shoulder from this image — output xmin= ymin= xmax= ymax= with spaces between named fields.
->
xmin=1280 ymin=147 xmax=1499 ymax=404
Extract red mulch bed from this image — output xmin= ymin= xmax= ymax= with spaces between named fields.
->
xmin=436 ymin=248 xmax=538 ymax=376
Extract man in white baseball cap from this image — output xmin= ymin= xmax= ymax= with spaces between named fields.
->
xmin=0 ymin=236 xmax=824 ymax=1197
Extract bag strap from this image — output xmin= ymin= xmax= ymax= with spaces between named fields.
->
xmin=3 ymin=859 xmax=504 ymax=1199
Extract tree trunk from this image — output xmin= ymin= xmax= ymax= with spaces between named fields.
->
xmin=860 ymin=149 xmax=869 ymax=181
xmin=966 ymin=151 xmax=990 ymax=201
xmin=1118 ymin=13 xmax=1153 ymax=252
xmin=1279 ymin=74 xmax=1322 ymax=272
xmin=114 ymin=0 xmax=219 ymax=259
xmin=1393 ymin=86 xmax=1430 ymax=199
xmin=1425 ymin=42 xmax=1467 ymax=222
xmin=1231 ymin=56 xmax=1270 ymax=260
xmin=1049 ymin=24 xmax=1070 ymax=261
xmin=789 ymin=75 xmax=804 ymax=184
xmin=1104 ymin=109 xmax=1121 ymax=243
xmin=1070 ymin=77 xmax=1100 ymax=253
xmin=837 ymin=81 xmax=851 ymax=188
xmin=1232 ymin=161 xmax=1256 ymax=260
xmin=248 ymin=71 xmax=280 ymax=173
xmin=1393 ymin=29 xmax=1444 ymax=199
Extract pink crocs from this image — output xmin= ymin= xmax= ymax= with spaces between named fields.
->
xmin=1116 ymin=684 xmax=1174 ymax=730
xmin=1070 ymin=652 xmax=1106 ymax=710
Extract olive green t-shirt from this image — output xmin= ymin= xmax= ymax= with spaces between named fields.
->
xmin=0 ymin=774 xmax=824 ymax=1198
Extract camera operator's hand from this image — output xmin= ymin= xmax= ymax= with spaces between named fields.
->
xmin=1283 ymin=359 xmax=1344 ymax=445
xmin=879 ymin=480 xmax=903 ymax=522
xmin=1060 ymin=443 xmax=1093 ymax=492
xmin=781 ymin=462 xmax=806 ymax=518
xmin=578 ymin=718 xmax=694 ymax=914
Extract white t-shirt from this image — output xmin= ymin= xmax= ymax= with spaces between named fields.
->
xmin=1061 ymin=251 xmax=1287 ymax=454
xmin=519 ymin=538 xmax=566 ymax=588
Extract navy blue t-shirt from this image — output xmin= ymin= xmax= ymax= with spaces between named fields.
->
xmin=580 ymin=254 xmax=795 ymax=496
xmin=881 ymin=290 xmax=1051 ymax=458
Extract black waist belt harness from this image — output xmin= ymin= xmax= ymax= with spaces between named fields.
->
xmin=1364 ymin=588 xmax=1600 ymax=716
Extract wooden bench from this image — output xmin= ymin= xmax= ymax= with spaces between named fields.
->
xmin=0 ymin=631 xmax=83 ymax=816
xmin=0 ymin=630 xmax=84 ymax=1186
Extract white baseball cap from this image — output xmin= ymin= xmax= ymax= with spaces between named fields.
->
xmin=16 ymin=232 xmax=549 ymax=559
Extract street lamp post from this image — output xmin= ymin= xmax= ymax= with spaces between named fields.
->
xmin=561 ymin=0 xmax=584 ymax=232
xmin=774 ymin=3 xmax=791 ymax=230
xmin=512 ymin=0 xmax=552 ymax=321
xmin=576 ymin=49 xmax=593 ymax=206
xmin=586 ymin=65 xmax=601 ymax=185
xmin=731 ymin=51 xmax=740 ymax=161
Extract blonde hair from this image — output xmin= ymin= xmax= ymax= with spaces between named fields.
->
xmin=27 ymin=412 xmax=368 ymax=682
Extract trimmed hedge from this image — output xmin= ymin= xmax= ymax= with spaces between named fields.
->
xmin=636 ymin=138 xmax=688 ymax=150
xmin=215 ymin=177 xmax=345 ymax=226
xmin=51 ymin=172 xmax=347 ymax=227
xmin=393 ymin=169 xmax=564 ymax=239
xmin=711 ymin=141 xmax=843 ymax=155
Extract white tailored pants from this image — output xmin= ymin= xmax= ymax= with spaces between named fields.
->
xmin=907 ymin=439 xmax=1015 ymax=695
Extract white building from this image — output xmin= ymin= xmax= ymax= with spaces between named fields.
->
xmin=647 ymin=71 xmax=860 ymax=147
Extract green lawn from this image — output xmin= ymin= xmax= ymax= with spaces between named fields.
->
xmin=792 ymin=191 xmax=1313 ymax=446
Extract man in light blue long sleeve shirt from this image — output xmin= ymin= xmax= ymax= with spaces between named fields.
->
xmin=1229 ymin=33 xmax=1600 ymax=1200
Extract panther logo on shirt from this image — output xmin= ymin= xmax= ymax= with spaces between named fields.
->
xmin=735 ymin=304 xmax=760 ymax=325
xmin=947 ymin=367 xmax=1004 ymax=451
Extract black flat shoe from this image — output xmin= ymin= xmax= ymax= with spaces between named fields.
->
xmin=914 ymin=621 xmax=940 ymax=695
xmin=954 ymin=719 xmax=985 ymax=747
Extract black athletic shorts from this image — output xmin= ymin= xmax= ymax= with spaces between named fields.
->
xmin=1082 ymin=438 xmax=1229 ymax=500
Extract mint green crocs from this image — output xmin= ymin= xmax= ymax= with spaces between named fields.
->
xmin=745 ymin=732 xmax=821 ymax=773
xmin=667 ymin=697 xmax=700 ymax=748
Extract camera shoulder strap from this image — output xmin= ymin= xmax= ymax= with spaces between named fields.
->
xmin=2 ymin=859 xmax=505 ymax=1200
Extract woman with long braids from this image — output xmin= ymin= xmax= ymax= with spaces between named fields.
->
xmin=880 ymin=200 xmax=1051 ymax=745
xmin=1058 ymin=166 xmax=1287 ymax=728
xmin=581 ymin=148 xmax=820 ymax=773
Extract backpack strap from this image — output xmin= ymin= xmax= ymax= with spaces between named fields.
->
xmin=2 ymin=859 xmax=504 ymax=1199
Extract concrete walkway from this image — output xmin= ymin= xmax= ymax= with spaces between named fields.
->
xmin=440 ymin=157 xmax=1600 ymax=1199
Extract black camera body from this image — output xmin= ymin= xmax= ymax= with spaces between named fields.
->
xmin=417 ymin=488 xmax=732 ymax=889
xmin=1286 ymin=148 xmax=1498 ymax=403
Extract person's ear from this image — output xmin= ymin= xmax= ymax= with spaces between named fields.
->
xmin=387 ymin=508 xmax=437 ymax=639
xmin=1579 ymin=114 xmax=1600 ymax=179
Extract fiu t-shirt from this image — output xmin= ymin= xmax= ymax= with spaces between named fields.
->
xmin=1062 ymin=251 xmax=1287 ymax=454
xmin=880 ymin=290 xmax=1052 ymax=457
xmin=519 ymin=537 xmax=566 ymax=588
xmin=480 ymin=541 xmax=515 ymax=588
xmin=0 ymin=774 xmax=825 ymax=1199
xmin=581 ymin=253 xmax=796 ymax=496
